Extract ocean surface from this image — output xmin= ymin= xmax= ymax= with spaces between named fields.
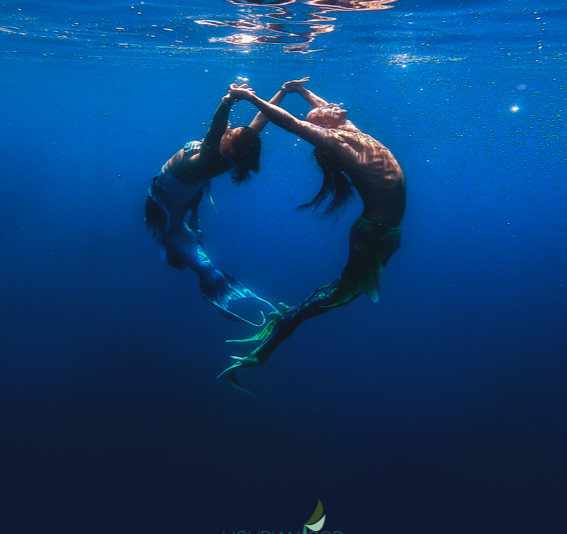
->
xmin=1 ymin=1 xmax=566 ymax=533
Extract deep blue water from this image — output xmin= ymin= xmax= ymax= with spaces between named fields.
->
xmin=1 ymin=1 xmax=566 ymax=533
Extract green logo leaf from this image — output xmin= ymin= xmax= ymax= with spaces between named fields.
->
xmin=304 ymin=500 xmax=326 ymax=532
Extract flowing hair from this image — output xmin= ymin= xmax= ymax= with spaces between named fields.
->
xmin=298 ymin=147 xmax=355 ymax=216
xmin=229 ymin=126 xmax=261 ymax=184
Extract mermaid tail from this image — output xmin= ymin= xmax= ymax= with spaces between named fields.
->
xmin=219 ymin=282 xmax=345 ymax=394
xmin=200 ymin=268 xmax=278 ymax=327
xmin=225 ymin=302 xmax=289 ymax=343
xmin=146 ymin=191 xmax=277 ymax=326
xmin=218 ymin=303 xmax=291 ymax=393
xmin=217 ymin=349 xmax=268 ymax=397
xmin=217 ymin=359 xmax=259 ymax=397
xmin=217 ymin=219 xmax=403 ymax=394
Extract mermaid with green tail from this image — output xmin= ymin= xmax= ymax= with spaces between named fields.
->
xmin=220 ymin=218 xmax=402 ymax=393
xmin=220 ymin=79 xmax=406 ymax=392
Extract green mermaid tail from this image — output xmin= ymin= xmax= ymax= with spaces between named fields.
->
xmin=217 ymin=302 xmax=291 ymax=394
xmin=216 ymin=360 xmax=258 ymax=397
xmin=217 ymin=218 xmax=402 ymax=395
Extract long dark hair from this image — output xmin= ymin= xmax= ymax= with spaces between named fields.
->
xmin=229 ymin=126 xmax=261 ymax=184
xmin=298 ymin=147 xmax=355 ymax=216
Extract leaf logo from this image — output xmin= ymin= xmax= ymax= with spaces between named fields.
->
xmin=303 ymin=500 xmax=326 ymax=534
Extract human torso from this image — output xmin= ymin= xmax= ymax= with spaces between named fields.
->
xmin=165 ymin=140 xmax=231 ymax=184
xmin=332 ymin=129 xmax=406 ymax=227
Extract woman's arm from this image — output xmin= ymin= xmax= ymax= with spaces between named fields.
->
xmin=200 ymin=93 xmax=235 ymax=156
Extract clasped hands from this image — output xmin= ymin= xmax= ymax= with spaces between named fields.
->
xmin=227 ymin=76 xmax=310 ymax=102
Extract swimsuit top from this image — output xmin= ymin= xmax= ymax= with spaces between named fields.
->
xmin=183 ymin=140 xmax=202 ymax=155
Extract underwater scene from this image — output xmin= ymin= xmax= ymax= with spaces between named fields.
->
xmin=1 ymin=1 xmax=566 ymax=532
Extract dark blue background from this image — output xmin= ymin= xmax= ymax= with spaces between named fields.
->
xmin=1 ymin=1 xmax=566 ymax=532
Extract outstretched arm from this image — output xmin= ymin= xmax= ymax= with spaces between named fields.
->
xmin=282 ymin=76 xmax=329 ymax=108
xmin=229 ymin=84 xmax=335 ymax=150
xmin=200 ymin=92 xmax=235 ymax=159
xmin=247 ymin=77 xmax=310 ymax=133
xmin=247 ymin=88 xmax=287 ymax=133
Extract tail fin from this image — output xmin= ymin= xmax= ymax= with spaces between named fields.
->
xmin=200 ymin=269 xmax=277 ymax=327
xmin=217 ymin=356 xmax=261 ymax=397
xmin=217 ymin=363 xmax=255 ymax=398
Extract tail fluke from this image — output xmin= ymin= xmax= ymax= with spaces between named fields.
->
xmin=226 ymin=302 xmax=289 ymax=343
xmin=217 ymin=358 xmax=258 ymax=397
xmin=200 ymin=269 xmax=278 ymax=327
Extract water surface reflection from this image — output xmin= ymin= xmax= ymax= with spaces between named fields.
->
xmin=197 ymin=0 xmax=398 ymax=54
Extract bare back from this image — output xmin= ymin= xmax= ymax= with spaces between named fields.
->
xmin=163 ymin=98 xmax=234 ymax=185
xmin=165 ymin=147 xmax=231 ymax=185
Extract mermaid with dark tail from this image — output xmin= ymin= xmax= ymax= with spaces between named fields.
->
xmin=145 ymin=84 xmax=298 ymax=324
xmin=221 ymin=79 xmax=406 ymax=391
